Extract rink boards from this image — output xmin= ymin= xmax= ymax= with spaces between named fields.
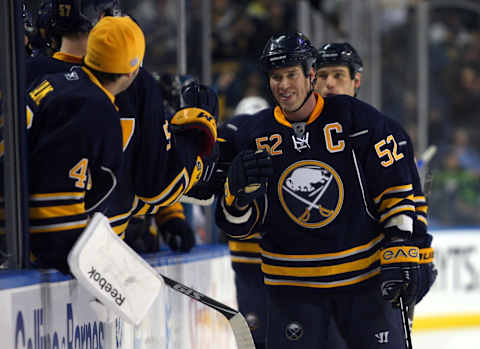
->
xmin=1 ymin=230 xmax=480 ymax=348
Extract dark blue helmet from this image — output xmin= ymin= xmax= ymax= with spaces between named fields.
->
xmin=315 ymin=42 xmax=363 ymax=76
xmin=23 ymin=2 xmax=37 ymax=55
xmin=23 ymin=2 xmax=34 ymax=31
xmin=29 ymin=0 xmax=60 ymax=54
xmin=260 ymin=32 xmax=316 ymax=76
xmin=51 ymin=0 xmax=121 ymax=35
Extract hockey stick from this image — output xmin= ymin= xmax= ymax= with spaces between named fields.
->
xmin=407 ymin=145 xmax=438 ymax=325
xmin=417 ymin=144 xmax=437 ymax=193
xmin=161 ymin=274 xmax=256 ymax=349
xmin=69 ymin=213 xmax=255 ymax=348
xmin=399 ymin=296 xmax=413 ymax=349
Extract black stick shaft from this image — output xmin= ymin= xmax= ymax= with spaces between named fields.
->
xmin=399 ymin=296 xmax=413 ymax=349
xmin=160 ymin=273 xmax=238 ymax=320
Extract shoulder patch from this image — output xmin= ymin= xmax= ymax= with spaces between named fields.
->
xmin=120 ymin=118 xmax=135 ymax=151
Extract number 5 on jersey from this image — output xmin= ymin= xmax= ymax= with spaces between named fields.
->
xmin=375 ymin=135 xmax=404 ymax=167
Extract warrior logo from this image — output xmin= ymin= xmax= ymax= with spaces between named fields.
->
xmin=278 ymin=160 xmax=343 ymax=228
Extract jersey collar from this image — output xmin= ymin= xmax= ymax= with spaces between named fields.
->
xmin=273 ymin=92 xmax=324 ymax=128
xmin=52 ymin=51 xmax=83 ymax=64
xmin=81 ymin=67 xmax=118 ymax=111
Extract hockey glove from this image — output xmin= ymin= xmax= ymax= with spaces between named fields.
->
xmin=380 ymin=240 xmax=420 ymax=306
xmin=182 ymin=150 xmax=227 ymax=205
xmin=158 ymin=217 xmax=196 ymax=252
xmin=224 ymin=149 xmax=273 ymax=208
xmin=124 ymin=216 xmax=159 ymax=254
xmin=415 ymin=235 xmax=438 ymax=304
xmin=170 ymin=82 xmax=219 ymax=157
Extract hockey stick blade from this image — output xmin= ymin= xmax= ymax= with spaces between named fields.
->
xmin=161 ymin=274 xmax=256 ymax=349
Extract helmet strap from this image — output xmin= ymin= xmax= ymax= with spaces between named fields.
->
xmin=281 ymin=72 xmax=317 ymax=114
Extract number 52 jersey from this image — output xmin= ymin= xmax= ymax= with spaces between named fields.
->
xmin=216 ymin=93 xmax=425 ymax=292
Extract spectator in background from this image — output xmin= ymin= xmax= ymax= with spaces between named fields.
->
xmin=429 ymin=148 xmax=480 ymax=226
xmin=452 ymin=128 xmax=480 ymax=174
xmin=123 ymin=0 xmax=177 ymax=72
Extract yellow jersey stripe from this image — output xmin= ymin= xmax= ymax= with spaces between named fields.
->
xmin=261 ymin=234 xmax=383 ymax=261
xmin=379 ymin=194 xmax=415 ymax=212
xmin=29 ymin=203 xmax=85 ymax=219
xmin=379 ymin=205 xmax=415 ymax=223
xmin=30 ymin=220 xmax=87 ymax=233
xmin=264 ymin=268 xmax=380 ymax=288
xmin=228 ymin=241 xmax=262 ymax=253
xmin=374 ymin=184 xmax=413 ymax=204
xmin=111 ymin=221 xmax=129 ymax=236
xmin=262 ymin=250 xmax=379 ymax=277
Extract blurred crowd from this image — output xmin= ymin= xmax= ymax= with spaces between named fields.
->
xmin=122 ymin=0 xmax=299 ymax=121
xmin=109 ymin=0 xmax=480 ymax=228
xmin=380 ymin=4 xmax=480 ymax=227
xmin=22 ymin=0 xmax=480 ymax=229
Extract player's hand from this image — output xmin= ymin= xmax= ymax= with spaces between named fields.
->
xmin=415 ymin=235 xmax=437 ymax=304
xmin=181 ymin=81 xmax=219 ymax=118
xmin=159 ymin=218 xmax=196 ymax=252
xmin=224 ymin=149 xmax=273 ymax=208
xmin=416 ymin=261 xmax=437 ymax=304
xmin=182 ymin=146 xmax=227 ymax=205
xmin=170 ymin=83 xmax=219 ymax=157
xmin=380 ymin=240 xmax=419 ymax=306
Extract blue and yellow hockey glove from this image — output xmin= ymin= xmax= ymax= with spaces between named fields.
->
xmin=380 ymin=240 xmax=420 ymax=306
xmin=415 ymin=235 xmax=437 ymax=304
xmin=170 ymin=82 xmax=219 ymax=157
xmin=224 ymin=149 xmax=273 ymax=208
xmin=156 ymin=203 xmax=196 ymax=252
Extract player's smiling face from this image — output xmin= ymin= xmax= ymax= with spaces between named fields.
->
xmin=269 ymin=65 xmax=311 ymax=113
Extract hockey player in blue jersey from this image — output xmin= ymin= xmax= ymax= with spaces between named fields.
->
xmin=316 ymin=40 xmax=437 ymax=331
xmin=314 ymin=41 xmax=366 ymax=349
xmin=215 ymin=32 xmax=432 ymax=349
xmin=26 ymin=1 xmax=219 ymax=273
xmin=315 ymin=42 xmax=363 ymax=98
xmin=27 ymin=15 xmax=145 ymax=273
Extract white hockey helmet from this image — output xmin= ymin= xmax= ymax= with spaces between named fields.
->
xmin=234 ymin=96 xmax=269 ymax=116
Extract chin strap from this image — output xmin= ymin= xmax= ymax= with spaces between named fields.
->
xmin=278 ymin=74 xmax=317 ymax=114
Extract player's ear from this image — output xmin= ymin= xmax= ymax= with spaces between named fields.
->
xmin=128 ymin=68 xmax=140 ymax=79
xmin=354 ymin=72 xmax=361 ymax=89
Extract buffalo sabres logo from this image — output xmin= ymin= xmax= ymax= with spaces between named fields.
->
xmin=278 ymin=160 xmax=343 ymax=228
xmin=285 ymin=321 xmax=304 ymax=341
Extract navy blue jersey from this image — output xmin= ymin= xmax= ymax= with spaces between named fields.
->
xmin=217 ymin=116 xmax=264 ymax=269
xmin=26 ymin=52 xmax=83 ymax=88
xmin=216 ymin=93 xmax=426 ymax=292
xmin=26 ymin=67 xmax=123 ymax=270
xmin=103 ymin=67 xmax=201 ymax=235
xmin=26 ymin=53 xmax=203 ymax=238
